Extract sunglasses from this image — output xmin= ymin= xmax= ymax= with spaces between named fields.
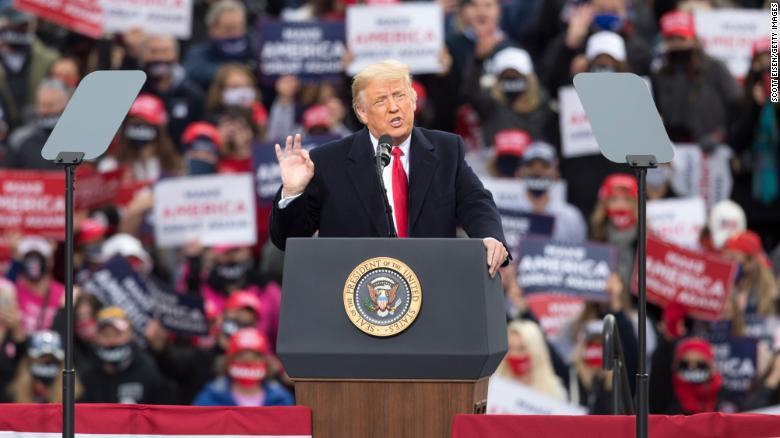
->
xmin=677 ymin=360 xmax=709 ymax=371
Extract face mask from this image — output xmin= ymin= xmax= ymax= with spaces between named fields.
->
xmin=228 ymin=360 xmax=267 ymax=388
xmin=583 ymin=341 xmax=604 ymax=368
xmin=144 ymin=61 xmax=174 ymax=80
xmin=125 ymin=124 xmax=158 ymax=148
xmin=37 ymin=114 xmax=60 ymax=132
xmin=0 ymin=29 xmax=33 ymax=49
xmin=214 ymin=36 xmax=247 ymax=57
xmin=187 ymin=158 xmax=216 ymax=175
xmin=593 ymin=13 xmax=624 ymax=32
xmin=208 ymin=261 xmax=251 ymax=292
xmin=95 ymin=343 xmax=133 ymax=371
xmin=75 ymin=318 xmax=98 ymax=342
xmin=30 ymin=362 xmax=59 ymax=386
xmin=606 ymin=206 xmax=636 ymax=230
xmin=524 ymin=176 xmax=553 ymax=198
xmin=506 ymin=354 xmax=532 ymax=377
xmin=499 ymin=77 xmax=529 ymax=103
xmin=590 ymin=64 xmax=616 ymax=73
xmin=646 ymin=167 xmax=671 ymax=189
xmin=22 ymin=252 xmax=47 ymax=282
xmin=222 ymin=87 xmax=256 ymax=107
xmin=667 ymin=49 xmax=693 ymax=67
xmin=677 ymin=368 xmax=711 ymax=384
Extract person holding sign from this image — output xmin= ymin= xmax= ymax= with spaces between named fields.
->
xmin=270 ymin=60 xmax=509 ymax=276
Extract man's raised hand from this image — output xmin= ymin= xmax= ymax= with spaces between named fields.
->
xmin=275 ymin=133 xmax=315 ymax=198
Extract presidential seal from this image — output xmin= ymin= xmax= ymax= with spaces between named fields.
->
xmin=343 ymin=257 xmax=422 ymax=337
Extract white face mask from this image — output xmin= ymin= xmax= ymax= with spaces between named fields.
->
xmin=222 ymin=87 xmax=256 ymax=107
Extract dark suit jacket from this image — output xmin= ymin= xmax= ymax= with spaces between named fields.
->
xmin=269 ymin=127 xmax=507 ymax=251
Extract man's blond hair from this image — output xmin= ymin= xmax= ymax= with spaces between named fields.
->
xmin=351 ymin=59 xmax=416 ymax=117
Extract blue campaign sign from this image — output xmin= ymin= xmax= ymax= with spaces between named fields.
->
xmin=498 ymin=208 xmax=555 ymax=254
xmin=252 ymin=134 xmax=338 ymax=206
xmin=257 ymin=20 xmax=346 ymax=85
xmin=82 ymin=255 xmax=208 ymax=337
xmin=709 ymin=336 xmax=758 ymax=406
xmin=516 ymin=237 xmax=616 ymax=301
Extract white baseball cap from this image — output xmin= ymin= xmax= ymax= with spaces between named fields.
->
xmin=585 ymin=31 xmax=627 ymax=63
xmin=101 ymin=233 xmax=152 ymax=273
xmin=709 ymin=200 xmax=746 ymax=249
xmin=488 ymin=47 xmax=534 ymax=76
xmin=18 ymin=236 xmax=53 ymax=259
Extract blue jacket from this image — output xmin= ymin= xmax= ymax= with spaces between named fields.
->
xmin=193 ymin=376 xmax=294 ymax=406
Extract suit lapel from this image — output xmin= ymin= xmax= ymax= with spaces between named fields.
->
xmin=346 ymin=128 xmax=388 ymax=236
xmin=408 ymin=127 xmax=438 ymax=234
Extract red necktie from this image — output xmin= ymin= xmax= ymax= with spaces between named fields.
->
xmin=391 ymin=146 xmax=408 ymax=238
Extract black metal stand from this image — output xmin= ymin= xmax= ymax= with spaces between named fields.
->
xmin=626 ymin=154 xmax=656 ymax=438
xmin=376 ymin=152 xmax=397 ymax=238
xmin=603 ymin=314 xmax=635 ymax=415
xmin=56 ymin=151 xmax=84 ymax=438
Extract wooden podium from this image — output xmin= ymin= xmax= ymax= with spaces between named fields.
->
xmin=277 ymin=238 xmax=506 ymax=438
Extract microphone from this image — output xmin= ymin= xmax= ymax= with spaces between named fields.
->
xmin=374 ymin=134 xmax=397 ymax=237
xmin=377 ymin=134 xmax=393 ymax=168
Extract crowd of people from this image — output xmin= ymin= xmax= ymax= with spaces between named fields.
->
xmin=0 ymin=0 xmax=778 ymax=416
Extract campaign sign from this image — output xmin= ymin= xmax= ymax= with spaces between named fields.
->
xmin=252 ymin=135 xmax=337 ymax=206
xmin=671 ymin=144 xmax=733 ymax=210
xmin=638 ymin=236 xmax=737 ymax=320
xmin=346 ymin=3 xmax=444 ymax=75
xmin=0 ymin=170 xmax=65 ymax=239
xmin=694 ymin=9 xmax=770 ymax=80
xmin=487 ymin=375 xmax=586 ymax=415
xmin=83 ymin=256 xmax=208 ymax=337
xmin=153 ymin=173 xmax=257 ymax=248
xmin=647 ymin=197 xmax=706 ymax=249
xmin=558 ymin=85 xmax=599 ymax=159
xmin=74 ymin=168 xmax=122 ymax=210
xmin=498 ymin=209 xmax=554 ymax=253
xmin=101 ymin=0 xmax=192 ymax=38
xmin=147 ymin=279 xmax=208 ymax=336
xmin=709 ymin=336 xmax=758 ymax=405
xmin=516 ymin=238 xmax=615 ymax=301
xmin=14 ymin=0 xmax=102 ymax=38
xmin=258 ymin=20 xmax=346 ymax=84
xmin=525 ymin=293 xmax=586 ymax=341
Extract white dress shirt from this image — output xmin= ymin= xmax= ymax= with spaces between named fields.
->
xmin=278 ymin=132 xmax=411 ymax=235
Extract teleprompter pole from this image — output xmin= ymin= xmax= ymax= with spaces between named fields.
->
xmin=626 ymin=154 xmax=656 ymax=438
xmin=56 ymin=151 xmax=84 ymax=438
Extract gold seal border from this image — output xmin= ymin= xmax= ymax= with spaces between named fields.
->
xmin=343 ymin=257 xmax=422 ymax=337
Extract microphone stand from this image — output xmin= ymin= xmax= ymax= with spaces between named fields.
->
xmin=376 ymin=152 xmax=397 ymax=238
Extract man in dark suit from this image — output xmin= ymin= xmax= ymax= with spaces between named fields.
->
xmin=270 ymin=59 xmax=509 ymax=276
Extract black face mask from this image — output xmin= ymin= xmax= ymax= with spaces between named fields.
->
xmin=124 ymin=124 xmax=158 ymax=149
xmin=30 ymin=362 xmax=59 ymax=386
xmin=208 ymin=261 xmax=251 ymax=292
xmin=95 ymin=343 xmax=133 ymax=371
xmin=22 ymin=252 xmax=47 ymax=282
xmin=524 ymin=176 xmax=554 ymax=198
xmin=0 ymin=29 xmax=33 ymax=51
xmin=667 ymin=49 xmax=694 ymax=67
xmin=500 ymin=77 xmax=529 ymax=102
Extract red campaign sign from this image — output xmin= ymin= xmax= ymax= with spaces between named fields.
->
xmin=526 ymin=293 xmax=585 ymax=340
xmin=14 ymin=0 xmax=102 ymax=39
xmin=74 ymin=168 xmax=122 ymax=210
xmin=634 ymin=236 xmax=738 ymax=321
xmin=0 ymin=170 xmax=66 ymax=239
xmin=0 ymin=169 xmax=123 ymax=239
